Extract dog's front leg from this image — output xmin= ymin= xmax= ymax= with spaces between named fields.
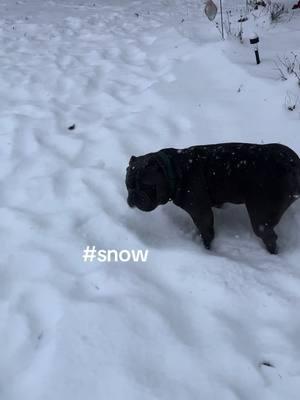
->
xmin=174 ymin=169 xmax=215 ymax=250
xmin=177 ymin=197 xmax=215 ymax=249
xmin=175 ymin=171 xmax=215 ymax=250
xmin=190 ymin=207 xmax=215 ymax=249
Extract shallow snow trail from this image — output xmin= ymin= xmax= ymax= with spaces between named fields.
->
xmin=1 ymin=1 xmax=300 ymax=400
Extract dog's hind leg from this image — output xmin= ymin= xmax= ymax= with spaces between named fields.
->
xmin=246 ymin=198 xmax=292 ymax=254
xmin=246 ymin=204 xmax=278 ymax=254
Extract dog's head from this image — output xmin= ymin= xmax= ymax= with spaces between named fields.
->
xmin=126 ymin=152 xmax=173 ymax=212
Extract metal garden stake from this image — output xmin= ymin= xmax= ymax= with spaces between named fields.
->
xmin=249 ymin=36 xmax=260 ymax=65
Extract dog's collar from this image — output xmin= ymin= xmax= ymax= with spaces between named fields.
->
xmin=155 ymin=151 xmax=177 ymax=198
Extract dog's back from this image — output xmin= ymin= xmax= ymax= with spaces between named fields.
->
xmin=185 ymin=143 xmax=300 ymax=206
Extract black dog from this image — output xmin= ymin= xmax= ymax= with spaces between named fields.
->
xmin=126 ymin=143 xmax=300 ymax=254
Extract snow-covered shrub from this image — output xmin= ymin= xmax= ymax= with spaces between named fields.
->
xmin=268 ymin=1 xmax=286 ymax=22
xmin=285 ymin=91 xmax=299 ymax=111
xmin=222 ymin=9 xmax=248 ymax=43
xmin=275 ymin=53 xmax=300 ymax=84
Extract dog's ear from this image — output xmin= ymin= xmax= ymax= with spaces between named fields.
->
xmin=146 ymin=156 xmax=159 ymax=167
xmin=130 ymin=155 xmax=137 ymax=163
xmin=141 ymin=156 xmax=163 ymax=184
xmin=144 ymin=156 xmax=170 ymax=204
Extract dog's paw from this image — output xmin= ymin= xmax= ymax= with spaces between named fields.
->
xmin=202 ymin=237 xmax=213 ymax=250
xmin=266 ymin=243 xmax=278 ymax=255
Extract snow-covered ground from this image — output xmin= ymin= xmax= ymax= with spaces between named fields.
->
xmin=1 ymin=0 xmax=300 ymax=399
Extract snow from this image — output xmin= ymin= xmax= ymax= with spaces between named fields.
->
xmin=1 ymin=0 xmax=300 ymax=399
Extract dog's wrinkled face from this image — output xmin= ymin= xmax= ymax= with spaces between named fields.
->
xmin=126 ymin=154 xmax=170 ymax=212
